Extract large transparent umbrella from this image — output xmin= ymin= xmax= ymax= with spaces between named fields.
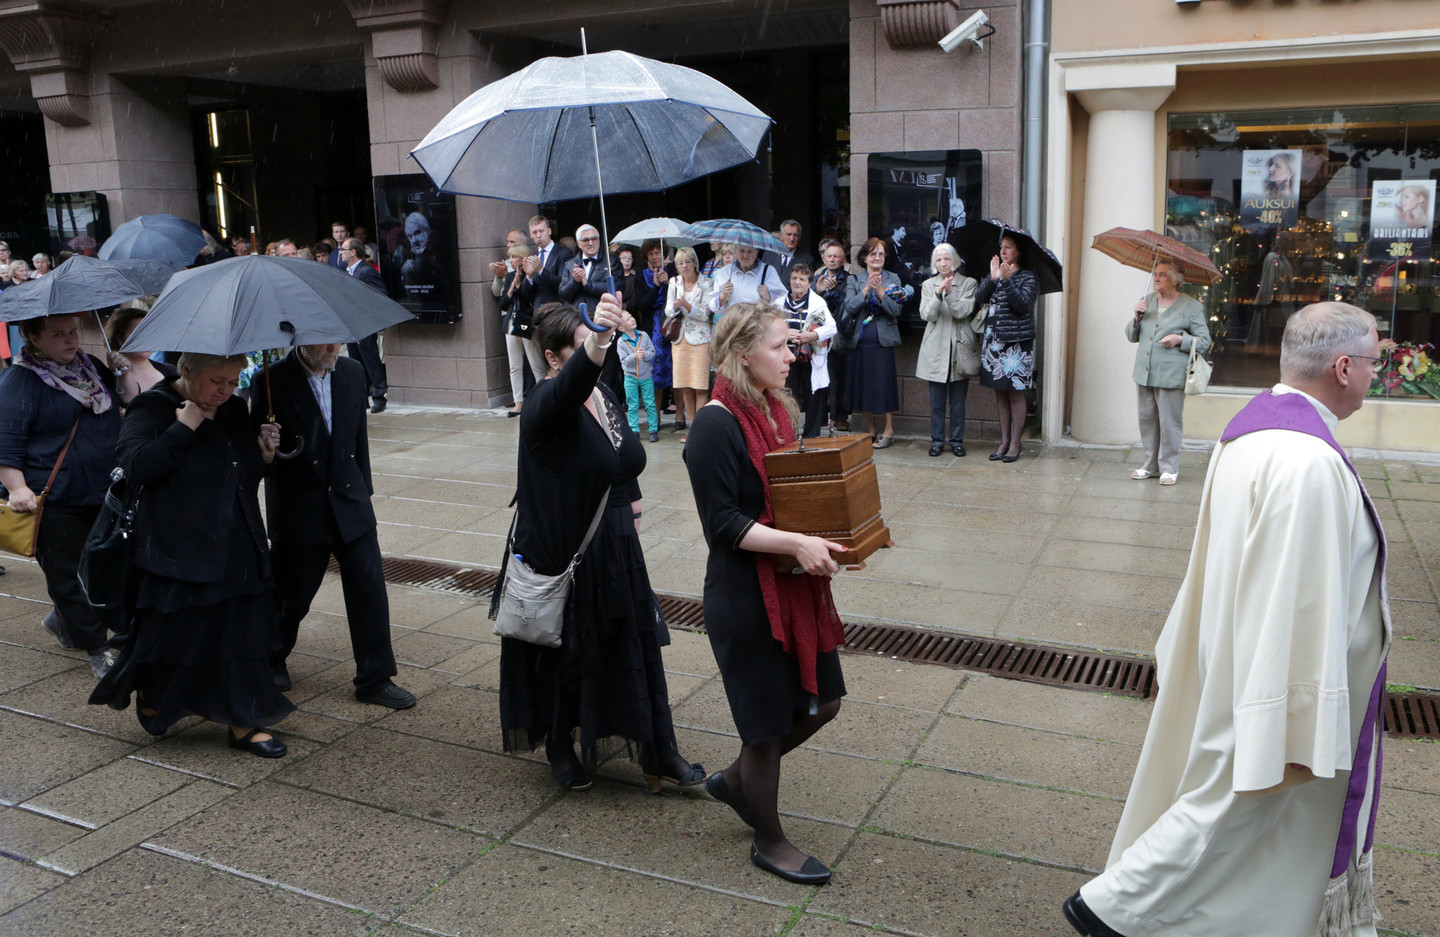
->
xmin=413 ymin=34 xmax=772 ymax=329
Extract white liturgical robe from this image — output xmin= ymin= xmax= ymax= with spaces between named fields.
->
xmin=1081 ymin=385 xmax=1390 ymax=937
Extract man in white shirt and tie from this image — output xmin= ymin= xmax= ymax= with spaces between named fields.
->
xmin=558 ymin=224 xmax=612 ymax=308
xmin=519 ymin=214 xmax=572 ymax=311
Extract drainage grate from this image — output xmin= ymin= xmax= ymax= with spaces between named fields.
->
xmin=348 ymin=555 xmax=1440 ymax=738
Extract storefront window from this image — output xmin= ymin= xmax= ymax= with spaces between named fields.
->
xmin=1166 ymin=105 xmax=1440 ymax=398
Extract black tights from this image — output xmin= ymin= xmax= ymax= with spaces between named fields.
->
xmin=722 ymin=699 xmax=841 ymax=866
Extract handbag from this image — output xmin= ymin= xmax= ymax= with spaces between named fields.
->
xmin=1185 ymin=341 xmax=1212 ymax=396
xmin=489 ymin=485 xmax=611 ymax=647
xmin=0 ymin=419 xmax=79 ymax=558
xmin=78 ymin=469 xmax=142 ymax=609
xmin=661 ymin=312 xmax=683 ymax=343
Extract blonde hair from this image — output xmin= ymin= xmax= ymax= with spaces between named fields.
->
xmin=710 ymin=302 xmax=800 ymax=435
xmin=673 ymin=246 xmax=699 ymax=271
xmin=507 ymin=243 xmax=532 ymax=260
xmin=177 ymin=352 xmax=248 ymax=376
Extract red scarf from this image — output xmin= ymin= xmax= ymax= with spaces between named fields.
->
xmin=712 ymin=375 xmax=845 ymax=695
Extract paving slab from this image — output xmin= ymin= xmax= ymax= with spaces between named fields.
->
xmin=872 ymin=767 xmax=1122 ymax=872
xmin=38 ymin=779 xmax=234 ymax=875
xmin=1376 ymin=787 xmax=1440 ymax=857
xmin=0 ymin=856 xmax=66 ymax=916
xmin=0 ymin=806 xmax=88 ymax=859
xmin=946 ymin=673 xmax=1153 ymax=745
xmin=388 ymin=630 xmax=477 ymax=669
xmin=21 ymin=759 xmax=195 ymax=829
xmin=810 ymin=831 xmax=1088 ymax=937
xmin=786 ymin=915 xmax=886 ymax=937
xmin=997 ymin=595 xmax=1168 ymax=656
xmin=0 ymin=711 xmax=133 ymax=805
xmin=275 ymin=726 xmax=557 ymax=835
xmin=915 ymin=715 xmax=1137 ymax=799
xmin=130 ymin=722 xmax=318 ymax=789
xmin=376 ymin=685 xmax=513 ymax=754
xmin=1383 ymin=739 xmax=1440 ymax=796
xmin=0 ymin=668 xmax=157 ymax=745
xmin=0 ymin=847 xmax=380 ymax=936
xmin=149 ymin=781 xmax=486 ymax=917
xmin=831 ymin=652 xmax=967 ymax=713
xmin=296 ymin=663 xmax=450 ymax=723
xmin=0 ymin=644 xmax=82 ymax=695
xmin=399 ymin=842 xmax=793 ymax=937
xmin=1375 ymin=845 xmax=1440 ymax=937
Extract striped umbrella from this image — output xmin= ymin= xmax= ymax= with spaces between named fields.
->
xmin=679 ymin=218 xmax=784 ymax=255
xmin=1090 ymin=227 xmax=1222 ymax=286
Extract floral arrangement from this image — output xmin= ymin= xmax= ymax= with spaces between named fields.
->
xmin=1369 ymin=340 xmax=1440 ymax=399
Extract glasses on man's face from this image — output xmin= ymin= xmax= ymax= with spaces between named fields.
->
xmin=1336 ymin=354 xmax=1385 ymax=376
xmin=579 ymin=236 xmax=599 ymax=243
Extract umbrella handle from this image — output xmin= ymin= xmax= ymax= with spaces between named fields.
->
xmin=576 ymin=275 xmax=618 ymax=333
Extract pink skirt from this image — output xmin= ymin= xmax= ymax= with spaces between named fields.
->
xmin=672 ymin=340 xmax=712 ymax=390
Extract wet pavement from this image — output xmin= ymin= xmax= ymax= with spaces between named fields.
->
xmin=2 ymin=408 xmax=1438 ymax=936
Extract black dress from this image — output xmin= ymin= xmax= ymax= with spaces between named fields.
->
xmin=498 ymin=348 xmax=682 ymax=773
xmin=91 ymin=385 xmax=293 ymax=733
xmin=683 ymin=405 xmax=845 ymax=745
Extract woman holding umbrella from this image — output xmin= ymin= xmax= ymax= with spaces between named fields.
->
xmin=974 ymin=234 xmax=1038 ymax=463
xmin=91 ymin=352 xmax=293 ymax=755
xmin=1125 ymin=260 xmax=1211 ymax=486
xmin=497 ymin=293 xmax=703 ymax=793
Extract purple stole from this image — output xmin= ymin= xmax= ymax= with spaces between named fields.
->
xmin=1221 ymin=390 xmax=1387 ymax=932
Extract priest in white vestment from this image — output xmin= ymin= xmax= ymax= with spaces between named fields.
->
xmin=1065 ymin=302 xmax=1392 ymax=937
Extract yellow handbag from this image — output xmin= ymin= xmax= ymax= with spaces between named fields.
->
xmin=0 ymin=420 xmax=79 ymax=558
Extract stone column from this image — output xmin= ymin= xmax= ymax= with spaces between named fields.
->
xmin=353 ymin=5 xmax=530 ymax=408
xmin=1066 ymin=64 xmax=1175 ymax=445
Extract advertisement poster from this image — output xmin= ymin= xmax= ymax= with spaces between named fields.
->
xmin=867 ymin=149 xmax=983 ymax=279
xmin=1370 ymin=179 xmax=1435 ymax=242
xmin=373 ymin=175 xmax=461 ymax=325
xmin=1239 ymin=149 xmax=1302 ymax=228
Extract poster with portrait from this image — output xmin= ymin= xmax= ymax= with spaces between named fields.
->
xmin=1370 ymin=179 xmax=1435 ymax=243
xmin=373 ymin=175 xmax=462 ymax=325
xmin=1239 ymin=149 xmax=1302 ymax=229
xmin=867 ymin=150 xmax=983 ymax=278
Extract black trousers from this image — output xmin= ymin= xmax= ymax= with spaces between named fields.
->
xmin=828 ymin=349 xmax=849 ymax=422
xmin=36 ymin=502 xmax=120 ymax=653
xmin=784 ymin=360 xmax=829 ymax=438
xmin=346 ymin=334 xmax=388 ymax=400
xmin=271 ymin=526 xmax=396 ymax=693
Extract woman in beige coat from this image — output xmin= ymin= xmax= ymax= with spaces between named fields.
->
xmin=1125 ymin=261 xmax=1211 ymax=485
xmin=917 ymin=243 xmax=980 ymax=457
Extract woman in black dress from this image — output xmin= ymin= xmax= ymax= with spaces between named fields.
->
xmin=496 ymin=295 xmax=703 ymax=792
xmin=90 ymin=352 xmax=293 ymax=756
xmin=974 ymin=234 xmax=1037 ymax=463
xmin=683 ymin=301 xmax=848 ymax=886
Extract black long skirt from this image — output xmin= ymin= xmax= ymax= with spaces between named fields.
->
xmin=498 ymin=502 xmax=681 ymax=773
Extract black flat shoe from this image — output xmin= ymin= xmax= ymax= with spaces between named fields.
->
xmin=704 ymin=771 xmax=753 ymax=827
xmin=749 ymin=843 xmax=831 ymax=885
xmin=355 ymin=682 xmax=416 ymax=709
xmin=988 ymin=451 xmax=1004 ymax=461
xmin=271 ymin=663 xmax=292 ymax=692
xmin=952 ymin=443 xmax=966 ymax=457
xmin=673 ymin=420 xmax=687 ymax=431
xmin=928 ymin=442 xmax=944 ymax=457
xmin=1063 ymin=892 xmax=1128 ymax=937
xmin=1002 ymin=451 xmax=1019 ymax=463
xmin=646 ymin=761 xmax=706 ymax=792
xmin=228 ymin=728 xmax=287 ymax=758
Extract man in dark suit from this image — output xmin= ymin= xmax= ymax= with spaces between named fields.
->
xmin=339 ymin=237 xmax=389 ymax=413
xmin=557 ymin=223 xmax=612 ymax=308
xmin=251 ymin=343 xmax=415 ymax=709
xmin=764 ymin=219 xmax=816 ymax=284
xmin=518 ymin=214 xmax=572 ymax=311
xmin=325 ymin=221 xmax=350 ymax=269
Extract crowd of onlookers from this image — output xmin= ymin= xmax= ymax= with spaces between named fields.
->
xmin=489 ymin=216 xmax=1038 ymax=459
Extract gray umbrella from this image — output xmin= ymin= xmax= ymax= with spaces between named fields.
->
xmin=0 ymin=255 xmax=176 ymax=323
xmin=120 ymin=255 xmax=413 ymax=356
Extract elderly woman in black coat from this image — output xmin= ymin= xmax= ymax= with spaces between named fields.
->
xmin=90 ymin=352 xmax=293 ymax=756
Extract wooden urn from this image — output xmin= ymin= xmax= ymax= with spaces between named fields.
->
xmin=763 ymin=433 xmax=893 ymax=570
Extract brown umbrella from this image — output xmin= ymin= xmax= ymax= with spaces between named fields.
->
xmin=1090 ymin=227 xmax=1222 ymax=286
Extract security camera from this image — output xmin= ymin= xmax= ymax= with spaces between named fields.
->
xmin=938 ymin=11 xmax=991 ymax=52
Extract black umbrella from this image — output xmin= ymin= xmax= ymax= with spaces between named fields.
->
xmin=950 ymin=219 xmax=1063 ymax=294
xmin=0 ymin=255 xmax=177 ymax=323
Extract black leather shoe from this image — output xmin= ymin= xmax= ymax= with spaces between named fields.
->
xmin=928 ymin=442 xmax=945 ymax=457
xmin=1063 ymin=892 xmax=1128 ymax=937
xmin=749 ymin=843 xmax=831 ymax=885
xmin=370 ymin=397 xmax=387 ymax=414
xmin=271 ymin=663 xmax=292 ymax=692
xmin=952 ymin=442 xmax=966 ymax=457
xmin=988 ymin=451 xmax=1004 ymax=461
xmin=228 ymin=728 xmax=287 ymax=758
xmin=1002 ymin=452 xmax=1019 ymax=463
xmin=705 ymin=771 xmax=753 ymax=827
xmin=356 ymin=681 xmax=416 ymax=709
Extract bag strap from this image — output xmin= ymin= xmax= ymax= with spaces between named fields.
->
xmin=567 ymin=484 xmax=611 ymax=572
xmin=39 ymin=419 xmax=80 ymax=500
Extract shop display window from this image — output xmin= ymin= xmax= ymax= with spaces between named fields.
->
xmin=1166 ymin=105 xmax=1440 ymax=398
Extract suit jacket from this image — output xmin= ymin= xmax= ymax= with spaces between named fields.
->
xmin=518 ymin=242 xmax=574 ymax=310
xmin=764 ymin=248 xmax=816 ymax=285
xmin=558 ymin=252 xmax=614 ymax=307
xmin=251 ymin=352 xmax=376 ymax=546
xmin=348 ymin=260 xmax=387 ymax=296
xmin=327 ymin=249 xmax=345 ymax=269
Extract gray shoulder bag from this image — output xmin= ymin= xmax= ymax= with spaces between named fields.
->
xmin=491 ymin=487 xmax=610 ymax=647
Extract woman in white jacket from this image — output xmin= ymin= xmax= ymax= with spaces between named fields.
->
xmin=665 ymin=246 xmax=713 ymax=435
xmin=917 ymin=243 xmax=979 ymax=456
xmin=780 ymin=263 xmax=838 ymax=438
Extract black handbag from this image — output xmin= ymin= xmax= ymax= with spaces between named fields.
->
xmin=78 ymin=469 xmax=142 ymax=609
